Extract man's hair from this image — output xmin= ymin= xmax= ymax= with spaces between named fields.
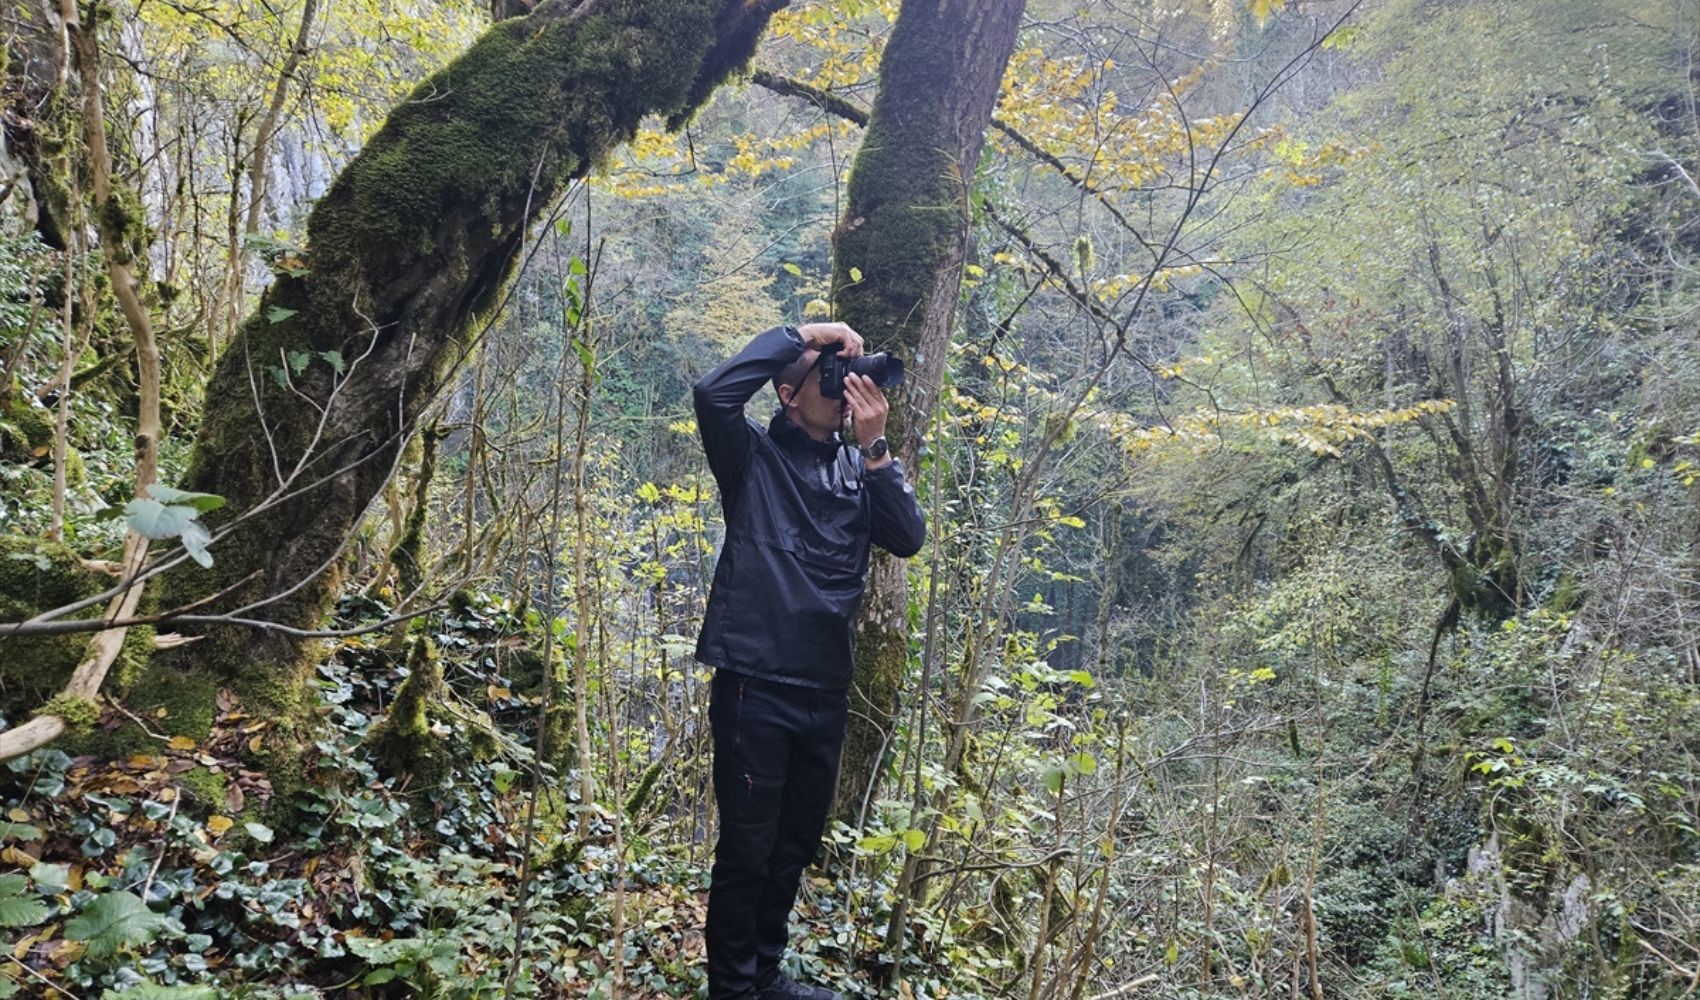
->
xmin=773 ymin=350 xmax=818 ymax=404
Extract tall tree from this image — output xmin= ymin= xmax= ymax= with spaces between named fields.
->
xmin=829 ymin=0 xmax=1025 ymax=821
xmin=143 ymin=0 xmax=788 ymax=728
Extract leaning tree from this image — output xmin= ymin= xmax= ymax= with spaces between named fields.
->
xmin=29 ymin=0 xmax=791 ymax=749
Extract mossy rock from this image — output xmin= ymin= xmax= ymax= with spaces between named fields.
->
xmin=0 ymin=391 xmax=55 ymax=464
xmin=0 ymin=535 xmax=152 ymax=723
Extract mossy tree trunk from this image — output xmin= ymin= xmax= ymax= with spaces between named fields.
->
xmin=150 ymin=0 xmax=787 ymax=730
xmin=828 ymin=0 xmax=1025 ymax=823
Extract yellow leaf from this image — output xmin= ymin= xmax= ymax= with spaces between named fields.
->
xmin=158 ymin=787 xmax=177 ymax=803
xmin=207 ymin=815 xmax=234 ymax=837
xmin=248 ymin=735 xmax=264 ymax=754
xmin=167 ymin=735 xmax=197 ymax=751
xmin=2 ymin=845 xmax=39 ymax=867
xmin=154 ymin=707 xmax=168 ymax=718
xmin=6 ymin=808 xmax=29 ymax=822
xmin=13 ymin=924 xmax=55 ymax=959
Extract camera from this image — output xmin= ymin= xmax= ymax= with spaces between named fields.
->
xmin=816 ymin=343 xmax=905 ymax=399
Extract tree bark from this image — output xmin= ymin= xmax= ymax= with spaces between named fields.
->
xmin=152 ymin=0 xmax=788 ymax=724
xmin=829 ymin=0 xmax=1025 ymax=823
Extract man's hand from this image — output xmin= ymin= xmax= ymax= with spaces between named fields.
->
xmin=796 ymin=322 xmax=863 ymax=358
xmin=843 ymin=373 xmax=892 ymax=468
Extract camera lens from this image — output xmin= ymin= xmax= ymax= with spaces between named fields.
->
xmin=848 ymin=353 xmax=904 ymax=388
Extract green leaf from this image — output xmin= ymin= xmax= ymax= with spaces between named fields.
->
xmin=0 ymin=822 xmax=42 ymax=841
xmin=902 ymin=828 xmax=925 ymax=852
xmin=244 ymin=822 xmax=274 ymax=844
xmin=287 ymin=350 xmax=311 ymax=375
xmin=782 ymin=262 xmax=803 ymax=277
xmin=146 ymin=485 xmax=225 ymax=513
xmin=65 ymin=892 xmax=165 ymax=956
xmin=1042 ymin=766 xmax=1064 ymax=794
xmin=124 ymin=500 xmax=214 ymax=567
xmin=848 ymin=266 xmax=863 ymax=283
xmin=569 ymin=257 xmax=587 ymax=276
xmin=856 ymin=833 xmax=898 ymax=854
xmin=29 ymin=863 xmax=68 ymax=894
xmin=320 ymin=350 xmax=346 ymax=376
xmin=573 ymin=337 xmax=596 ymax=378
xmin=0 ymin=873 xmax=48 ymax=928
xmin=265 ymin=306 xmax=297 ymax=324
xmin=102 ymin=987 xmax=217 ymax=1000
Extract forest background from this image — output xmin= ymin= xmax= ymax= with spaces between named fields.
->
xmin=0 ymin=0 xmax=1697 ymax=997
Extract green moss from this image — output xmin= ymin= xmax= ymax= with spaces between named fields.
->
xmin=97 ymin=184 xmax=149 ymax=265
xmin=155 ymin=0 xmax=785 ymax=751
xmin=0 ymin=390 xmax=56 ymax=461
xmin=36 ymin=693 xmax=98 ymax=729
xmin=117 ymin=661 xmax=221 ymax=743
xmin=0 ymin=536 xmax=105 ymax=720
xmin=366 ymin=638 xmax=451 ymax=785
xmin=176 ymin=765 xmax=229 ymax=810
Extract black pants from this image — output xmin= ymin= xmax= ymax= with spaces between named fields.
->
xmin=706 ymin=670 xmax=848 ymax=1000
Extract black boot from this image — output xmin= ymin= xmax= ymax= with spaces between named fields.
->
xmin=756 ymin=971 xmax=841 ymax=1000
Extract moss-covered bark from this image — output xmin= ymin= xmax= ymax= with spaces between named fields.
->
xmin=366 ymin=638 xmax=452 ymax=785
xmin=0 ymin=536 xmax=151 ymax=725
xmin=152 ymin=0 xmax=788 ymax=727
xmin=828 ymin=0 xmax=1024 ymax=823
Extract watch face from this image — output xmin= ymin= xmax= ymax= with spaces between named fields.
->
xmin=867 ymin=437 xmax=889 ymax=459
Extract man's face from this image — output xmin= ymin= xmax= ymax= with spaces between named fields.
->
xmin=783 ymin=353 xmax=847 ymax=438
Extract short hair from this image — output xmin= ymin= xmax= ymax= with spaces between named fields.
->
xmin=773 ymin=350 xmax=819 ymax=403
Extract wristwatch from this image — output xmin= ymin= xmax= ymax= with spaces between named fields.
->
xmin=861 ymin=436 xmax=889 ymax=460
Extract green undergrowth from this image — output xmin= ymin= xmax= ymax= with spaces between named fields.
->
xmin=0 ymin=591 xmax=992 ymax=998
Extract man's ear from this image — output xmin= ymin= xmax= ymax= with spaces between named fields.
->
xmin=777 ymin=383 xmax=794 ymax=409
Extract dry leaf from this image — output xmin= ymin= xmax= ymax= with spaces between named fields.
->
xmin=167 ymin=735 xmax=197 ymax=751
xmin=1 ymin=845 xmax=39 ymax=867
xmin=224 ymin=783 xmax=246 ymax=814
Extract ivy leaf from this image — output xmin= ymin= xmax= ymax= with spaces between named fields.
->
xmin=265 ymin=306 xmax=297 ymax=324
xmin=244 ymin=822 xmax=274 ymax=844
xmin=64 ymin=891 xmax=165 ymax=956
xmin=287 ymin=350 xmax=311 ymax=375
xmin=319 ymin=350 xmax=346 ymax=376
xmin=29 ymin=862 xmax=69 ymax=894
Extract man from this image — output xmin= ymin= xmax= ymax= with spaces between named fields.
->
xmin=693 ymin=322 xmax=926 ymax=1000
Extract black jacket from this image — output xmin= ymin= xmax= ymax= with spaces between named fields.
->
xmin=692 ymin=326 xmax=926 ymax=690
